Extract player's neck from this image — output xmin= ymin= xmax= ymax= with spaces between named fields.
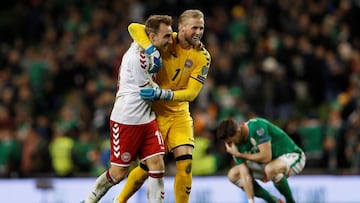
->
xmin=178 ymin=34 xmax=192 ymax=50
xmin=240 ymin=123 xmax=249 ymax=141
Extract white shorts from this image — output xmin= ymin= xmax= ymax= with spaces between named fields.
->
xmin=247 ymin=152 xmax=306 ymax=180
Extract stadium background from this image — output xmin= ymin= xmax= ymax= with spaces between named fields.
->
xmin=0 ymin=0 xmax=359 ymax=201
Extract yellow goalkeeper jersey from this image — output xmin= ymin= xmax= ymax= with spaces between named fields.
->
xmin=128 ymin=23 xmax=211 ymax=116
xmin=154 ymin=33 xmax=210 ymax=115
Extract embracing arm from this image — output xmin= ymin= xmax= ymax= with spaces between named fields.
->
xmin=171 ymin=48 xmax=210 ymax=101
xmin=128 ymin=23 xmax=152 ymax=50
xmin=128 ymin=23 xmax=163 ymax=73
xmin=139 ymin=78 xmax=203 ymax=102
xmin=243 ymin=142 xmax=272 ymax=163
xmin=172 ymin=78 xmax=203 ymax=101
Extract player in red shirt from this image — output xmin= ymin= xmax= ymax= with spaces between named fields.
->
xmin=83 ymin=15 xmax=173 ymax=203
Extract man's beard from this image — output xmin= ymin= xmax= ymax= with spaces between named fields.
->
xmin=186 ymin=35 xmax=201 ymax=47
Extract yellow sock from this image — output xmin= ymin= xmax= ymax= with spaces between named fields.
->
xmin=174 ymin=158 xmax=192 ymax=203
xmin=117 ymin=165 xmax=148 ymax=203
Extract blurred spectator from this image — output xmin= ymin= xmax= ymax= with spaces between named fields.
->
xmin=214 ymin=85 xmax=244 ymax=121
xmin=343 ymin=101 xmax=360 ymax=174
xmin=283 ymin=118 xmax=303 ymax=150
xmin=48 ymin=127 xmax=75 ymax=177
xmin=20 ymin=115 xmax=52 ymax=177
xmin=192 ymin=130 xmax=218 ymax=176
xmin=237 ymin=63 xmax=264 ymax=115
xmin=0 ymin=106 xmax=21 ymax=177
xmin=71 ymin=130 xmax=99 ymax=176
xmin=262 ymin=58 xmax=297 ymax=120
xmin=298 ymin=112 xmax=324 ymax=169
xmin=323 ymin=105 xmax=343 ymax=172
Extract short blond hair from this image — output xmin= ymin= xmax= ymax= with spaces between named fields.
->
xmin=178 ymin=9 xmax=204 ymax=24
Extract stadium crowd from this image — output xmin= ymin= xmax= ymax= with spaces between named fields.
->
xmin=1 ymin=0 xmax=360 ymax=178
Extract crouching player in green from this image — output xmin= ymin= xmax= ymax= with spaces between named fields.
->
xmin=216 ymin=117 xmax=306 ymax=203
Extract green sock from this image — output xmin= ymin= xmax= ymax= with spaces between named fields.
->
xmin=274 ymin=177 xmax=295 ymax=203
xmin=253 ymin=180 xmax=279 ymax=203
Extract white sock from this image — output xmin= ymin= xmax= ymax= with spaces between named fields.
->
xmin=112 ymin=197 xmax=120 ymax=203
xmin=248 ymin=198 xmax=255 ymax=203
xmin=147 ymin=171 xmax=165 ymax=203
xmin=85 ymin=171 xmax=116 ymax=203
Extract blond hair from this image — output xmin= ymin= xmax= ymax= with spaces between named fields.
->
xmin=178 ymin=9 xmax=204 ymax=24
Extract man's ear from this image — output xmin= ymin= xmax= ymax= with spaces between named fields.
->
xmin=148 ymin=32 xmax=156 ymax=42
xmin=178 ymin=24 xmax=184 ymax=33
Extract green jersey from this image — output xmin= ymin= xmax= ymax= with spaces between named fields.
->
xmin=234 ymin=117 xmax=303 ymax=165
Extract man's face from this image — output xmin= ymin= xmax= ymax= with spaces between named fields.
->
xmin=179 ymin=17 xmax=204 ymax=47
xmin=151 ymin=23 xmax=173 ymax=52
xmin=224 ymin=123 xmax=243 ymax=146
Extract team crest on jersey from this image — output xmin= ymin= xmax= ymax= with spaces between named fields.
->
xmin=185 ymin=59 xmax=193 ymax=68
xmin=256 ymin=128 xmax=265 ymax=136
xmin=121 ymin=152 xmax=131 ymax=162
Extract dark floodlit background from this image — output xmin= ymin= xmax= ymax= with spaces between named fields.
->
xmin=1 ymin=0 xmax=360 ymax=192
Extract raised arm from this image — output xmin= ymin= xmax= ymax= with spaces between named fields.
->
xmin=128 ymin=23 xmax=153 ymax=51
xmin=127 ymin=23 xmax=162 ymax=73
xmin=226 ymin=142 xmax=272 ymax=164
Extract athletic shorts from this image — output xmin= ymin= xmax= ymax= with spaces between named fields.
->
xmin=156 ymin=113 xmax=194 ymax=152
xmin=109 ymin=119 xmax=165 ymax=167
xmin=247 ymin=152 xmax=306 ymax=180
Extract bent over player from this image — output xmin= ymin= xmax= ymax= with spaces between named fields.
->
xmin=217 ymin=117 xmax=306 ymax=203
xmin=116 ymin=9 xmax=211 ymax=203
xmin=82 ymin=15 xmax=173 ymax=203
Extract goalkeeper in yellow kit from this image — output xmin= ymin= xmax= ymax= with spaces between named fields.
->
xmin=115 ymin=9 xmax=211 ymax=203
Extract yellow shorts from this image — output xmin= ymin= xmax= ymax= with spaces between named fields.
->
xmin=156 ymin=113 xmax=194 ymax=152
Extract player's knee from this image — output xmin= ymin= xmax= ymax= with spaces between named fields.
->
xmin=227 ymin=166 xmax=239 ymax=183
xmin=264 ymin=163 xmax=284 ymax=181
xmin=264 ymin=164 xmax=271 ymax=176
xmin=234 ymin=179 xmax=244 ymax=189
xmin=107 ymin=168 xmax=126 ymax=184
xmin=175 ymin=154 xmax=192 ymax=175
xmin=227 ymin=173 xmax=235 ymax=183
xmin=145 ymin=156 xmax=165 ymax=171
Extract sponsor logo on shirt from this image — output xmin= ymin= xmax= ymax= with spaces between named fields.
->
xmin=259 ymin=137 xmax=269 ymax=143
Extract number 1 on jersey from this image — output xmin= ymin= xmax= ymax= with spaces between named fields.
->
xmin=172 ymin=68 xmax=180 ymax=81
